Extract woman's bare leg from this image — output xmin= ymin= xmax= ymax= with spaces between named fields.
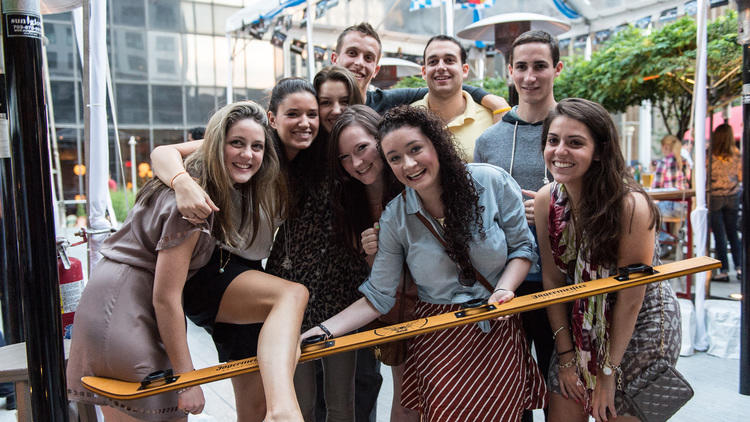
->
xmin=548 ymin=392 xmax=587 ymax=422
xmin=232 ymin=372 xmax=266 ymax=422
xmin=390 ymin=365 xmax=419 ymax=422
xmin=101 ymin=406 xmax=187 ymax=422
xmin=217 ymin=270 xmax=308 ymax=421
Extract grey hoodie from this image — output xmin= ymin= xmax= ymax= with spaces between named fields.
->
xmin=473 ymin=106 xmax=551 ymax=194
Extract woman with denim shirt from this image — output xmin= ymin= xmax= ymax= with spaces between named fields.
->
xmin=303 ymin=106 xmax=546 ymax=421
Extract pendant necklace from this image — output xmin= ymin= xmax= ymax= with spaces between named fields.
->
xmin=218 ymin=247 xmax=230 ymax=274
xmin=281 ymin=222 xmax=293 ymax=271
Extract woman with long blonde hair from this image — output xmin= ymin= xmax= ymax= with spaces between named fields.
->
xmin=68 ymin=101 xmax=308 ymax=422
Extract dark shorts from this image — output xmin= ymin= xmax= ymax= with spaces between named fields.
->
xmin=183 ymin=247 xmax=263 ymax=362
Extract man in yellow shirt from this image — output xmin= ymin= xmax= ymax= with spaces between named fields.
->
xmin=412 ymin=35 xmax=494 ymax=161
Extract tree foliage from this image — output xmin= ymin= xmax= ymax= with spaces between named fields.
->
xmin=555 ymin=12 xmax=741 ymax=139
xmin=393 ymin=75 xmax=509 ymax=99
xmin=392 ymin=75 xmax=427 ymax=89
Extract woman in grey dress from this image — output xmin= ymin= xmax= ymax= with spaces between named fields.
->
xmin=66 ymin=101 xmax=307 ymax=421
xmin=534 ymin=99 xmax=681 ymax=422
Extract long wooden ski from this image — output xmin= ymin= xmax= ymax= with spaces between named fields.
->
xmin=82 ymin=256 xmax=718 ymax=400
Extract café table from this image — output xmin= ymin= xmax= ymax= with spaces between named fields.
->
xmin=646 ymin=188 xmax=696 ymax=298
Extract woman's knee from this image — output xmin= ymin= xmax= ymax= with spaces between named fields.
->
xmin=548 ymin=393 xmax=587 ymax=422
xmin=285 ymin=282 xmax=309 ymax=307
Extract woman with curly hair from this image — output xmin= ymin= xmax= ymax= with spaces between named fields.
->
xmin=304 ymin=105 xmax=546 ymax=421
xmin=534 ymin=98 xmax=679 ymax=422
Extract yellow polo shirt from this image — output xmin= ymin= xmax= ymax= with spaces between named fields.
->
xmin=412 ymin=90 xmax=494 ymax=162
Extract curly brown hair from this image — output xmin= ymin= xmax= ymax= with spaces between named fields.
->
xmin=541 ymin=98 xmax=658 ymax=268
xmin=378 ymin=105 xmax=484 ymax=285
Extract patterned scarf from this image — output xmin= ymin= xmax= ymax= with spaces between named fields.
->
xmin=548 ymin=183 xmax=612 ymax=390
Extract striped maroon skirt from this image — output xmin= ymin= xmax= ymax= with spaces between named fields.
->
xmin=401 ymin=301 xmax=547 ymax=421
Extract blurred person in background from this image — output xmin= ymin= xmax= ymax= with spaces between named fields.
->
xmin=708 ymin=123 xmax=742 ymax=281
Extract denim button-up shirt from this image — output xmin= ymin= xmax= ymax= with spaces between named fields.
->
xmin=359 ymin=163 xmax=537 ymax=314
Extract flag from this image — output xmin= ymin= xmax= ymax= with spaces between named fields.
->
xmin=409 ymin=0 xmax=441 ymax=11
xmin=455 ymin=0 xmax=494 ymax=9
xmin=409 ymin=0 xmax=494 ymax=12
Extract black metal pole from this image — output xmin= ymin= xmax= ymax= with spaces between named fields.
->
xmin=738 ymin=0 xmax=750 ymax=397
xmin=1 ymin=0 xmax=69 ymax=419
xmin=0 ymin=15 xmax=24 ymax=345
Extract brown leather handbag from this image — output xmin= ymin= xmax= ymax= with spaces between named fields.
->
xmin=369 ymin=263 xmax=417 ymax=366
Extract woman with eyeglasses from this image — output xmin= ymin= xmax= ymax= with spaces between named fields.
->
xmin=303 ymin=105 xmax=546 ymax=421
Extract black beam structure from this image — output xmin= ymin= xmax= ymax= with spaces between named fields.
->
xmin=0 ymin=20 xmax=24 ymax=345
xmin=1 ymin=0 xmax=69 ymax=419
xmin=738 ymin=0 xmax=750 ymax=396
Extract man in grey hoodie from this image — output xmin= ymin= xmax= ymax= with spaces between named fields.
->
xmin=474 ymin=30 xmax=563 ymax=422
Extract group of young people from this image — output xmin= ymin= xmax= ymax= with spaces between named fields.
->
xmin=67 ymin=22 xmax=682 ymax=422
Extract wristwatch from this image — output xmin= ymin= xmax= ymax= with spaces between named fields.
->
xmin=601 ymin=362 xmax=621 ymax=376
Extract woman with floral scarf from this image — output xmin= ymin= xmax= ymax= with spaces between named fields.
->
xmin=534 ymin=99 xmax=681 ymax=422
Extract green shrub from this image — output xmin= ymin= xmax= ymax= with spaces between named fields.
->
xmin=110 ymin=189 xmax=135 ymax=222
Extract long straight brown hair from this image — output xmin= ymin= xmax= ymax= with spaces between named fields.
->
xmin=541 ymin=98 xmax=658 ymax=268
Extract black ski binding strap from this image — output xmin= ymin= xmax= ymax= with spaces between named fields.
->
xmin=455 ymin=298 xmax=495 ymax=317
xmin=301 ymin=334 xmax=335 ymax=352
xmin=614 ymin=263 xmax=657 ymax=281
xmin=139 ymin=369 xmax=179 ymax=390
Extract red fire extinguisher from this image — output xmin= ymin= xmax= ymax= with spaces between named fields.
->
xmin=57 ymin=238 xmax=84 ymax=339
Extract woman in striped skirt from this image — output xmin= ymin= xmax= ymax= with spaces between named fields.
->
xmin=303 ymin=105 xmax=547 ymax=421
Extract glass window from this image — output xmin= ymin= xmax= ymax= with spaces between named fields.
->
xmin=116 ymin=83 xmax=149 ymax=124
xmin=232 ymin=88 xmax=249 ymax=101
xmin=117 ymin=128 xmax=152 ymax=189
xmin=181 ymin=2 xmax=195 ymax=32
xmin=231 ymin=41 xmax=246 ymax=88
xmin=50 ymin=81 xmax=76 ymax=124
xmin=214 ymin=36 xmax=229 ymax=87
xmin=186 ymin=86 xmax=218 ymax=126
xmin=194 ymin=3 xmax=214 ymax=34
xmin=247 ymin=88 xmax=266 ymax=104
xmin=213 ymin=6 xmax=238 ymax=36
xmin=195 ymin=35 xmax=216 ymax=85
xmin=148 ymin=33 xmax=181 ymax=83
xmin=245 ymin=40 xmax=275 ymax=88
xmin=149 ymin=0 xmax=181 ymax=32
xmin=44 ymin=11 xmax=73 ymax=22
xmin=151 ymin=85 xmax=183 ymax=125
xmin=125 ymin=32 xmax=144 ymax=49
xmin=113 ymin=30 xmax=148 ymax=79
xmin=184 ymin=34 xmax=197 ymax=85
xmin=45 ymin=22 xmax=76 ymax=77
xmin=213 ymin=0 xmax=244 ymax=6
xmin=55 ymin=127 xmax=83 ymax=203
xmin=153 ymin=129 xmax=185 ymax=148
xmin=111 ymin=0 xmax=145 ymax=27
xmin=216 ymin=89 xmax=228 ymax=109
